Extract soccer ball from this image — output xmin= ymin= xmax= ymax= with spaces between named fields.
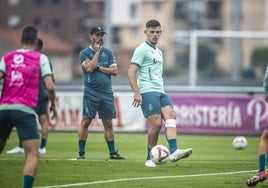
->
xmin=233 ymin=136 xmax=247 ymax=149
xmin=150 ymin=145 xmax=170 ymax=164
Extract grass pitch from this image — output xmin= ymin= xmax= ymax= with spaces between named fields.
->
xmin=0 ymin=131 xmax=262 ymax=188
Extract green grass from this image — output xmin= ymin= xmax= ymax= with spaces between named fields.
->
xmin=0 ymin=131 xmax=263 ymax=188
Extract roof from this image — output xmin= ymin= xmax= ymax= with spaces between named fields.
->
xmin=0 ymin=29 xmax=73 ymax=54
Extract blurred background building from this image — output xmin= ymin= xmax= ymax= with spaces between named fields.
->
xmin=0 ymin=0 xmax=268 ymax=87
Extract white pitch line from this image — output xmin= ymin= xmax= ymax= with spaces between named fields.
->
xmin=34 ymin=170 xmax=257 ymax=188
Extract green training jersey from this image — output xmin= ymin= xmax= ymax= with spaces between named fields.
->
xmin=131 ymin=42 xmax=165 ymax=94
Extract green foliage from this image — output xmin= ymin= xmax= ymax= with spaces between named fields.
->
xmin=164 ymin=64 xmax=185 ymax=77
xmin=0 ymin=132 xmax=260 ymax=188
xmin=197 ymin=44 xmax=216 ymax=70
xmin=251 ymin=46 xmax=268 ymax=70
xmin=176 ymin=43 xmax=222 ymax=79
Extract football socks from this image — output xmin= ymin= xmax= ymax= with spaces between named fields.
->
xmin=259 ymin=154 xmax=266 ymax=172
xmin=168 ymin=139 xmax=177 ymax=154
xmin=107 ymin=140 xmax=115 ymax=155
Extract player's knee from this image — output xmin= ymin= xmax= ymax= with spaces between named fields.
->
xmin=165 ymin=119 xmax=176 ymax=128
xmin=103 ymin=120 xmax=113 ymax=129
xmin=81 ymin=119 xmax=91 ymax=127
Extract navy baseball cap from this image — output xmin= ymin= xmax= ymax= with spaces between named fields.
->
xmin=90 ymin=27 xmax=107 ymax=35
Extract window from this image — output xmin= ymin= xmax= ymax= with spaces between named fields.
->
xmin=34 ymin=0 xmax=44 ymax=6
xmin=50 ymin=0 xmax=62 ymax=5
xmin=112 ymin=27 xmax=120 ymax=44
xmin=207 ymin=1 xmax=222 ymax=19
xmin=154 ymin=1 xmax=162 ymax=11
xmin=8 ymin=0 xmax=20 ymax=6
xmin=130 ymin=3 xmax=137 ymax=18
xmin=78 ymin=17 xmax=90 ymax=31
xmin=33 ymin=17 xmax=43 ymax=27
xmin=82 ymin=2 xmax=104 ymax=18
xmin=174 ymin=2 xmax=186 ymax=19
xmin=75 ymin=0 xmax=82 ymax=7
xmin=51 ymin=18 xmax=60 ymax=29
xmin=7 ymin=15 xmax=21 ymax=28
xmin=131 ymin=27 xmax=139 ymax=38
xmin=209 ymin=26 xmax=222 ymax=44
xmin=187 ymin=0 xmax=206 ymax=29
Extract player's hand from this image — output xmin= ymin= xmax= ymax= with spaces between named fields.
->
xmin=93 ymin=41 xmax=101 ymax=52
xmin=49 ymin=105 xmax=58 ymax=120
xmin=132 ymin=93 xmax=142 ymax=107
xmin=265 ymin=95 xmax=268 ymax=103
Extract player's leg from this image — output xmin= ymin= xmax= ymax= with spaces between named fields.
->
xmin=76 ymin=96 xmax=96 ymax=159
xmin=36 ymin=96 xmax=49 ymax=154
xmin=161 ymin=94 xmax=192 ymax=162
xmin=6 ymin=140 xmax=24 ymax=154
xmin=145 ymin=114 xmax=162 ymax=167
xmin=147 ymin=115 xmax=162 ymax=150
xmin=0 ymin=110 xmax=14 ymax=154
xmin=246 ymin=127 xmax=268 ymax=186
xmin=101 ymin=119 xmax=125 ymax=159
xmin=77 ymin=116 xmax=91 ymax=159
xmin=161 ymin=106 xmax=177 ymax=152
xmin=6 ymin=126 xmax=24 ymax=154
xmin=99 ymin=97 xmax=125 ymax=159
xmin=0 ymin=138 xmax=7 ymax=154
xmin=140 ymin=92 xmax=162 ymax=167
xmin=22 ymin=139 xmax=40 ymax=188
xmin=13 ymin=110 xmax=40 ymax=188
xmin=258 ymin=129 xmax=268 ymax=172
xmin=102 ymin=119 xmax=115 ymax=153
xmin=38 ymin=114 xmax=48 ymax=154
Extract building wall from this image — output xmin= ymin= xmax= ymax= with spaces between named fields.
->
xmin=1 ymin=0 xmax=268 ymax=82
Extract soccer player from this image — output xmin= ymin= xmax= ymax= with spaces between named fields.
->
xmin=0 ymin=25 xmax=57 ymax=188
xmin=128 ymin=19 xmax=193 ymax=167
xmin=246 ymin=67 xmax=268 ymax=186
xmin=6 ymin=38 xmax=54 ymax=154
xmin=76 ymin=26 xmax=125 ymax=160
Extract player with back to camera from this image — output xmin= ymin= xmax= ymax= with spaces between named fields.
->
xmin=246 ymin=67 xmax=268 ymax=186
xmin=128 ymin=19 xmax=193 ymax=167
xmin=6 ymin=38 xmax=54 ymax=155
xmin=0 ymin=25 xmax=57 ymax=188
xmin=76 ymin=26 xmax=125 ymax=160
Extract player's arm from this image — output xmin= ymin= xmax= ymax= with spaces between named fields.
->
xmin=98 ymin=64 xmax=117 ymax=76
xmin=96 ymin=51 xmax=117 ymax=76
xmin=44 ymin=75 xmax=56 ymax=108
xmin=82 ymin=53 xmax=99 ymax=73
xmin=41 ymin=54 xmax=58 ymax=119
xmin=0 ymin=72 xmax=3 ymax=80
xmin=81 ymin=42 xmax=100 ymax=73
xmin=43 ymin=76 xmax=57 ymax=119
xmin=263 ymin=66 xmax=268 ymax=103
xmin=128 ymin=64 xmax=142 ymax=107
xmin=49 ymin=60 xmax=55 ymax=83
xmin=0 ymin=57 xmax=5 ymax=80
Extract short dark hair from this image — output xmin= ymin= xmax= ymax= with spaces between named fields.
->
xmin=146 ymin=19 xmax=161 ymax=28
xmin=20 ymin=25 xmax=38 ymax=45
xmin=36 ymin=38 xmax=43 ymax=51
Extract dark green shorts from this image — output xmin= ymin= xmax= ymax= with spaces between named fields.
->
xmin=141 ymin=92 xmax=173 ymax=118
xmin=0 ymin=110 xmax=40 ymax=141
xmin=36 ymin=95 xmax=49 ymax=115
xmin=82 ymin=95 xmax=116 ymax=119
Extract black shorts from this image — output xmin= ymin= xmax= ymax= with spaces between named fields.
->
xmin=0 ymin=110 xmax=40 ymax=141
xmin=36 ymin=95 xmax=49 ymax=115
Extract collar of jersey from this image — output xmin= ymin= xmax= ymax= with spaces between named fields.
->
xmin=145 ymin=41 xmax=156 ymax=49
